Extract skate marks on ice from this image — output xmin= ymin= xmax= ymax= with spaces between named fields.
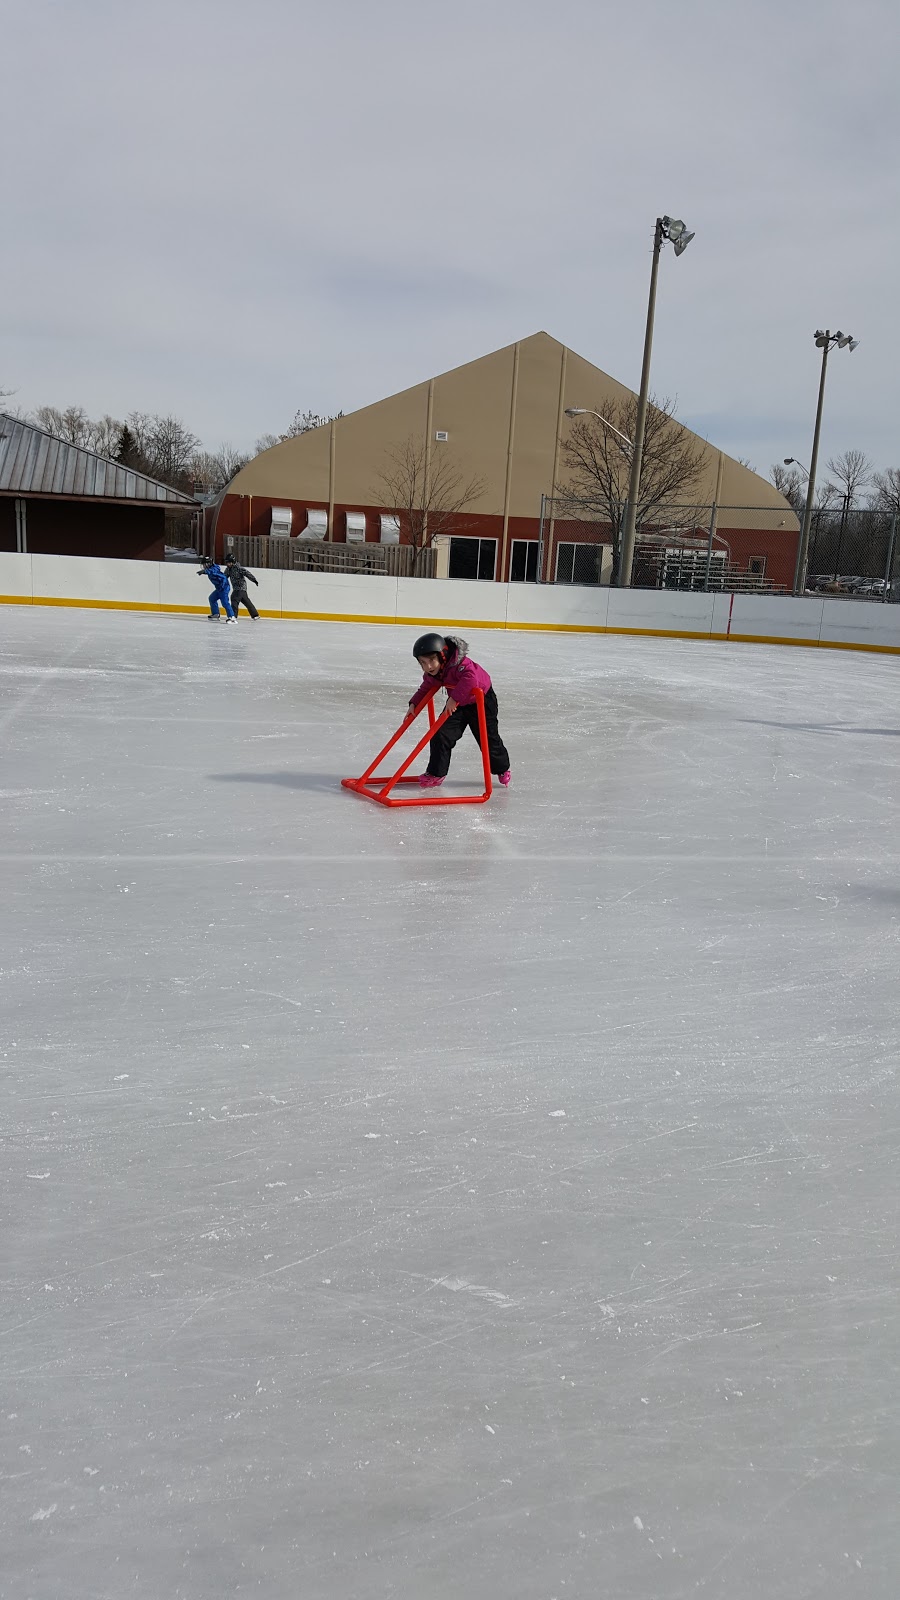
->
xmin=3 ymin=611 xmax=900 ymax=1597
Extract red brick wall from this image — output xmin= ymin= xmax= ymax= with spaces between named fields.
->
xmin=211 ymin=492 xmax=797 ymax=587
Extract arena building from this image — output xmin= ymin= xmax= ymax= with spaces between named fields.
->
xmin=213 ymin=332 xmax=797 ymax=587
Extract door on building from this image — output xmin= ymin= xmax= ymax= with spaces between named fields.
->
xmin=449 ymin=537 xmax=497 ymax=580
xmin=509 ymin=539 xmax=539 ymax=582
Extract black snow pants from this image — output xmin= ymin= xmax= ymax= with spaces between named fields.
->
xmin=231 ymin=588 xmax=259 ymax=619
xmin=426 ymin=687 xmax=510 ymax=778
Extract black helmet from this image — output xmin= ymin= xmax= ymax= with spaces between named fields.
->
xmin=413 ymin=632 xmax=447 ymax=660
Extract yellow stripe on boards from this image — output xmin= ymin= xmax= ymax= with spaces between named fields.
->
xmin=30 ymin=596 xmax=163 ymax=612
xmin=1 ymin=593 xmax=899 ymax=655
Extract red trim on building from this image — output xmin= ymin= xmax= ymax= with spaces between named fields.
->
xmin=210 ymin=492 xmax=798 ymax=589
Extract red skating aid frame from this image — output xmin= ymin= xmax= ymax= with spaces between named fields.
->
xmin=342 ymin=686 xmax=493 ymax=807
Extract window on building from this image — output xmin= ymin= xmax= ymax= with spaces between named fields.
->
xmin=510 ymin=540 xmax=539 ymax=582
xmin=555 ymin=542 xmax=604 ymax=585
xmin=449 ymin=537 xmax=496 ymax=580
xmin=748 ymin=555 xmax=767 ymax=577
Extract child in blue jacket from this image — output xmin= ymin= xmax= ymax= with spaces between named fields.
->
xmin=198 ymin=558 xmax=236 ymax=621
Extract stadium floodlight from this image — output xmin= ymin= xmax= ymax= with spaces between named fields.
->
xmin=793 ymin=329 xmax=860 ymax=594
xmin=616 ymin=214 xmax=696 ymax=588
xmin=661 ymin=216 xmax=695 ymax=255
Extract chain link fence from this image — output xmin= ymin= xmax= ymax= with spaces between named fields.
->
xmin=537 ymin=497 xmax=900 ymax=599
xmin=803 ymin=506 xmax=899 ymax=598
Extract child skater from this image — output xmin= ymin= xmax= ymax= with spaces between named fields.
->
xmin=198 ymin=556 xmax=236 ymax=622
xmin=405 ymin=632 xmax=511 ymax=788
xmin=224 ymin=555 xmax=261 ymax=620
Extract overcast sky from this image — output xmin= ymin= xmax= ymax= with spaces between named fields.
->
xmin=2 ymin=0 xmax=898 ymax=482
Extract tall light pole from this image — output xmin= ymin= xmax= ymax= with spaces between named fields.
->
xmin=792 ymin=330 xmax=859 ymax=595
xmin=618 ymin=215 xmax=695 ymax=588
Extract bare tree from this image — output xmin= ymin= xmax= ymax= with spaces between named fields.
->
xmin=252 ymin=409 xmax=343 ymax=457
xmin=26 ymin=397 xmax=250 ymax=495
xmin=770 ymin=463 xmax=806 ymax=515
xmin=558 ymin=395 xmax=706 ymax=540
xmin=188 ymin=444 xmax=249 ymax=493
xmin=872 ymin=467 xmax=900 ymax=518
xmin=90 ymin=415 xmax=124 ymax=458
xmin=282 ymin=407 xmax=343 ymax=439
xmin=30 ymin=405 xmax=123 ymax=458
xmin=148 ymin=415 xmax=200 ymax=486
xmin=825 ymin=449 xmax=871 ymax=508
xmin=375 ymin=437 xmax=487 ymax=570
xmin=124 ymin=412 xmax=200 ymax=490
xmin=33 ymin=404 xmax=93 ymax=445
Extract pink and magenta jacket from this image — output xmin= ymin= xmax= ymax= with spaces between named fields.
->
xmin=410 ymin=635 xmax=492 ymax=710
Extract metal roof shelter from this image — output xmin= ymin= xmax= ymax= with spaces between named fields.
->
xmin=0 ymin=414 xmax=197 ymax=562
xmin=0 ymin=414 xmax=195 ymax=504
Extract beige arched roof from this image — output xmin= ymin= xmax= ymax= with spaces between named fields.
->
xmin=230 ymin=332 xmax=795 ymax=527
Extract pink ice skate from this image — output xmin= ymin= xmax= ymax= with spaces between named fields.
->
xmin=418 ymin=774 xmax=445 ymax=788
xmin=498 ymin=770 xmax=511 ymax=787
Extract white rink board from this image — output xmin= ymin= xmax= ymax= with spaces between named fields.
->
xmin=2 ymin=609 xmax=899 ymax=1600
xmin=4 ymin=551 xmax=900 ymax=652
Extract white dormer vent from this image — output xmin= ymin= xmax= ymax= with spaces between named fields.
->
xmin=435 ymin=430 xmax=449 ymax=442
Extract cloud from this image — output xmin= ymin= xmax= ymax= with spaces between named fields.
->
xmin=1 ymin=0 xmax=896 ymax=480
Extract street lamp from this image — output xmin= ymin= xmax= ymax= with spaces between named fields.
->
xmin=564 ymin=408 xmax=635 ymax=582
xmin=793 ymin=329 xmax=859 ymax=595
xmin=564 ymin=407 xmax=634 ymax=458
xmin=783 ymin=456 xmax=810 ymax=480
xmin=618 ymin=215 xmax=695 ymax=588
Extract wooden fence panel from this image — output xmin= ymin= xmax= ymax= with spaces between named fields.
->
xmin=226 ymin=537 xmax=436 ymax=578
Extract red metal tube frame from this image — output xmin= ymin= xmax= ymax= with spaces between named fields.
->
xmin=342 ymin=686 xmax=493 ymax=807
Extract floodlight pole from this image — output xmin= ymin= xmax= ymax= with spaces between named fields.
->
xmin=792 ymin=329 xmax=858 ymax=595
xmin=618 ymin=218 xmax=664 ymax=589
xmin=793 ymin=335 xmax=831 ymax=595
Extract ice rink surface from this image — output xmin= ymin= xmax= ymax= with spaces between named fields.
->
xmin=2 ymin=606 xmax=899 ymax=1600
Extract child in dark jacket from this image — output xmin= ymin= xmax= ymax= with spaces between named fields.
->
xmin=224 ymin=558 xmax=260 ymax=620
xmin=406 ymin=632 xmax=511 ymax=788
xmin=198 ymin=558 xmax=235 ymax=621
